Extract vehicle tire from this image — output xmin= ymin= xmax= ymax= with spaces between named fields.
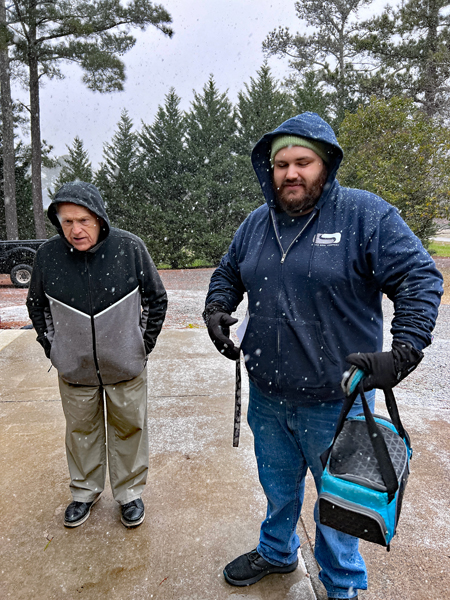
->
xmin=10 ymin=264 xmax=33 ymax=288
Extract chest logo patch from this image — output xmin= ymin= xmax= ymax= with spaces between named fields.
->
xmin=313 ymin=232 xmax=342 ymax=246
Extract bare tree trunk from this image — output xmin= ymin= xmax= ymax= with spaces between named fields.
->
xmin=28 ymin=51 xmax=46 ymax=238
xmin=0 ymin=0 xmax=18 ymax=239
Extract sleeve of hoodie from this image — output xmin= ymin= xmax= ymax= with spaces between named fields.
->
xmin=26 ymin=247 xmax=52 ymax=358
xmin=137 ymin=242 xmax=168 ymax=355
xmin=366 ymin=205 xmax=443 ymax=351
xmin=205 ymin=221 xmax=248 ymax=314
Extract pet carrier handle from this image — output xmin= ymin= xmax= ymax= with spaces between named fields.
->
xmin=321 ymin=383 xmax=399 ymax=503
xmin=349 ymin=367 xmax=365 ymax=394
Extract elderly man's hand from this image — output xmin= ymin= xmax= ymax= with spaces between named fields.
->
xmin=203 ymin=303 xmax=240 ymax=360
xmin=345 ymin=340 xmax=423 ymax=392
xmin=37 ymin=334 xmax=52 ymax=359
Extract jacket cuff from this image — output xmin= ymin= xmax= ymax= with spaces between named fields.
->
xmin=202 ymin=302 xmax=229 ymax=326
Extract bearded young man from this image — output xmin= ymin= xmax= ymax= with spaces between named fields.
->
xmin=203 ymin=113 xmax=443 ymax=599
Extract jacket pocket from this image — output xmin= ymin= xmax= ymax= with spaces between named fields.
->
xmin=241 ymin=315 xmax=278 ymax=384
xmin=46 ymin=294 xmax=98 ymax=385
xmin=94 ymin=287 xmax=147 ymax=384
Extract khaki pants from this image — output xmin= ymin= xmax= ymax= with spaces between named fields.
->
xmin=58 ymin=367 xmax=148 ymax=505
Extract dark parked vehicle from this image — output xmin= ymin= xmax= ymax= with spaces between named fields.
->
xmin=0 ymin=239 xmax=46 ymax=288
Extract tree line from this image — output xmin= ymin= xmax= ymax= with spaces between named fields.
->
xmin=1 ymin=0 xmax=450 ymax=267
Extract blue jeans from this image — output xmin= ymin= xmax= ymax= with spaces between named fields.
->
xmin=247 ymin=380 xmax=376 ymax=599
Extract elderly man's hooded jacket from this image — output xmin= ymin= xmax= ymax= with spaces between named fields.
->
xmin=205 ymin=112 xmax=443 ymax=402
xmin=27 ymin=182 xmax=167 ymax=386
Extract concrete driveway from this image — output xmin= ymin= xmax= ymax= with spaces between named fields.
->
xmin=1 ymin=265 xmax=450 ymax=599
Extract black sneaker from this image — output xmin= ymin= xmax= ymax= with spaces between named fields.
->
xmin=121 ymin=498 xmax=145 ymax=528
xmin=64 ymin=495 xmax=101 ymax=528
xmin=223 ymin=549 xmax=298 ymax=586
xmin=328 ymin=597 xmax=358 ymax=599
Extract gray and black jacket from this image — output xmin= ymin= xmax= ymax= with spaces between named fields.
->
xmin=27 ymin=182 xmax=167 ymax=386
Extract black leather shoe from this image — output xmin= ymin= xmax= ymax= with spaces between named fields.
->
xmin=121 ymin=498 xmax=145 ymax=528
xmin=224 ymin=549 xmax=298 ymax=586
xmin=64 ymin=495 xmax=101 ymax=528
xmin=329 ymin=597 xmax=358 ymax=599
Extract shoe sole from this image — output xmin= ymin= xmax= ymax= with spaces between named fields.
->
xmin=63 ymin=494 xmax=101 ymax=528
xmin=121 ymin=511 xmax=145 ymax=529
xmin=223 ymin=558 xmax=298 ymax=586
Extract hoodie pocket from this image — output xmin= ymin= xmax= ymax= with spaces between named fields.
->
xmin=279 ymin=318 xmax=341 ymax=389
xmin=94 ymin=287 xmax=147 ymax=384
xmin=46 ymin=294 xmax=98 ymax=385
xmin=241 ymin=315 xmax=278 ymax=384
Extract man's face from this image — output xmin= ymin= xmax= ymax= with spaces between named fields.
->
xmin=58 ymin=203 xmax=102 ymax=251
xmin=273 ymin=146 xmax=328 ymax=216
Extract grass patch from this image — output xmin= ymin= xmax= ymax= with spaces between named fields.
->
xmin=156 ymin=259 xmax=215 ymax=270
xmin=429 ymin=241 xmax=450 ymax=258
xmin=190 ymin=259 xmax=214 ymax=268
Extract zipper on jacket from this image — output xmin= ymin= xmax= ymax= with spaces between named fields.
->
xmin=270 ymin=207 xmax=318 ymax=389
xmin=270 ymin=208 xmax=318 ymax=263
xmin=85 ymin=254 xmax=103 ymax=386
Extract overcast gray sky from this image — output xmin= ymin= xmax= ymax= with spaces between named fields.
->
xmin=12 ymin=0 xmax=389 ymax=168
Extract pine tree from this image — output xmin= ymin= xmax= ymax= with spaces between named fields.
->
xmin=291 ymin=71 xmax=333 ymax=123
xmin=236 ymin=63 xmax=294 ymax=155
xmin=263 ymin=0 xmax=375 ymax=128
xmin=356 ymin=0 xmax=450 ymax=117
xmin=0 ymin=138 xmax=33 ymax=239
xmin=138 ymin=88 xmax=191 ymax=267
xmin=184 ymin=76 xmax=242 ymax=264
xmin=51 ymin=137 xmax=93 ymax=195
xmin=0 ymin=0 xmax=17 ymax=239
xmin=5 ymin=1 xmax=173 ymax=238
xmin=95 ymin=110 xmax=141 ymax=233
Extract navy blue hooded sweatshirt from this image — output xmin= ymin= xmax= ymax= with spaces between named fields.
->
xmin=205 ymin=112 xmax=443 ymax=402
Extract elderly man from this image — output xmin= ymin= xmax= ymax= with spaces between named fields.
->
xmin=27 ymin=181 xmax=167 ymax=529
xmin=203 ymin=113 xmax=442 ymax=599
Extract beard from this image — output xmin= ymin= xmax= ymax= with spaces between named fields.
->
xmin=275 ymin=167 xmax=328 ymax=216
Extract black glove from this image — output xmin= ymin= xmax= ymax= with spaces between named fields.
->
xmin=37 ymin=334 xmax=52 ymax=359
xmin=203 ymin=303 xmax=240 ymax=360
xmin=345 ymin=340 xmax=424 ymax=392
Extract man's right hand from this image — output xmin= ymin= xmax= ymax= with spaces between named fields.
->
xmin=204 ymin=305 xmax=240 ymax=360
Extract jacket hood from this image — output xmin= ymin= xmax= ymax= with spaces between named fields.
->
xmin=48 ymin=181 xmax=110 ymax=244
xmin=251 ymin=112 xmax=343 ymax=208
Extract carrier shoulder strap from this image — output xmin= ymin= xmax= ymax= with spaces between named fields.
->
xmin=383 ymin=387 xmax=408 ymax=443
xmin=358 ymin=385 xmax=399 ymax=503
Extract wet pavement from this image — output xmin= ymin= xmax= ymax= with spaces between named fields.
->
xmin=1 ymin=267 xmax=450 ymax=599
